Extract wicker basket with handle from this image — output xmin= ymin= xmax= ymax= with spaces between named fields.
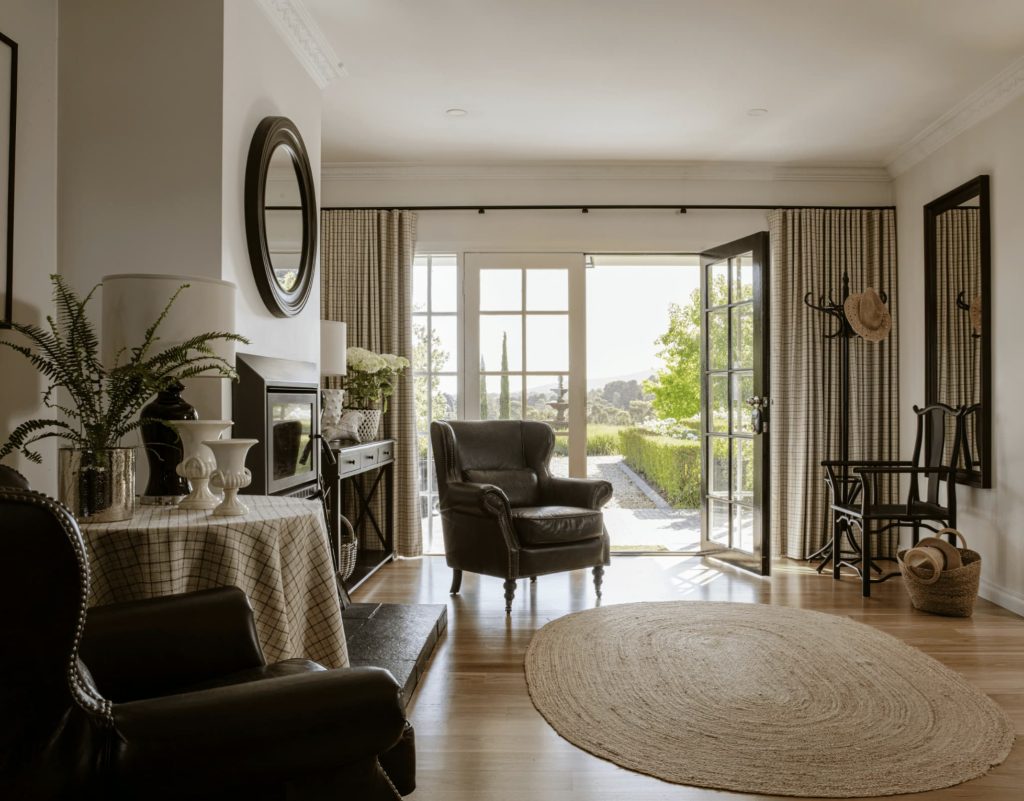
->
xmin=337 ymin=513 xmax=359 ymax=582
xmin=897 ymin=529 xmax=981 ymax=617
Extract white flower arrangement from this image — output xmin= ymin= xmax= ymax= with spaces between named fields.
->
xmin=344 ymin=346 xmax=410 ymax=411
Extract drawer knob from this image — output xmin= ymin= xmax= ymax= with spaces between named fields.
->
xmin=345 ymin=459 xmax=356 ymax=465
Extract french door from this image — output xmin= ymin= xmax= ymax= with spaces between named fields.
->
xmin=700 ymin=233 xmax=771 ymax=574
xmin=464 ymin=253 xmax=587 ymax=476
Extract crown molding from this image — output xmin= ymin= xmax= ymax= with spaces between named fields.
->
xmin=256 ymin=0 xmax=342 ymax=89
xmin=321 ymin=161 xmax=891 ymax=184
xmin=888 ymin=53 xmax=1024 ymax=176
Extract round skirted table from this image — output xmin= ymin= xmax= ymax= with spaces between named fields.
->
xmin=80 ymin=495 xmax=349 ymax=669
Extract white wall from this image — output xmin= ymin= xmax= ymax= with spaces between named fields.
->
xmin=321 ymin=166 xmax=893 ymax=254
xmin=58 ymin=0 xmax=224 ymax=294
xmin=221 ymin=0 xmax=321 ymax=368
xmin=894 ymin=94 xmax=1024 ymax=615
xmin=0 ymin=0 xmax=58 ymax=493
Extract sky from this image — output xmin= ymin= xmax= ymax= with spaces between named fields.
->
xmin=586 ymin=260 xmax=701 ymax=383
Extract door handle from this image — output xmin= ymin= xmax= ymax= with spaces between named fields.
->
xmin=746 ymin=396 xmax=769 ymax=434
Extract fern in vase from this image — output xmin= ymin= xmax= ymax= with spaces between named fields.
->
xmin=0 ymin=274 xmax=247 ymax=464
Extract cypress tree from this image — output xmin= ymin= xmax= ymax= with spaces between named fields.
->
xmin=499 ymin=332 xmax=511 ymax=419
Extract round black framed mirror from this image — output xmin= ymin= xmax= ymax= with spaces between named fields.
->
xmin=244 ymin=116 xmax=317 ymax=318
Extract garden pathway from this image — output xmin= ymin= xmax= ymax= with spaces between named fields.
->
xmin=550 ymin=456 xmax=701 ymax=552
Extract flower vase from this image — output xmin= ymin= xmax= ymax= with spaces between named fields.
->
xmin=58 ymin=447 xmax=136 ymax=523
xmin=350 ymin=408 xmax=382 ymax=442
xmin=169 ymin=420 xmax=233 ymax=510
xmin=206 ymin=439 xmax=258 ymax=516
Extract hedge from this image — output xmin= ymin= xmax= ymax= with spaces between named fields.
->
xmin=553 ymin=424 xmax=624 ymax=457
xmin=620 ymin=427 xmax=701 ymax=508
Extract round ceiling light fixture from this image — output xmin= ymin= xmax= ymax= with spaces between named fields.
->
xmin=747 ymin=108 xmax=769 ymax=117
xmin=445 ymin=107 xmax=468 ymax=117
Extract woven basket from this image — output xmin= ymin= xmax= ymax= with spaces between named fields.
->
xmin=897 ymin=529 xmax=981 ymax=617
xmin=349 ymin=408 xmax=381 ymax=443
xmin=337 ymin=514 xmax=359 ymax=582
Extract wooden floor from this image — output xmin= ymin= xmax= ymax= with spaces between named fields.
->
xmin=354 ymin=554 xmax=1024 ymax=801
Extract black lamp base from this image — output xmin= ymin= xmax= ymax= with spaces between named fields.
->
xmin=141 ymin=381 xmax=198 ymax=499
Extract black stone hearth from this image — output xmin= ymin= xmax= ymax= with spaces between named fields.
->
xmin=343 ymin=603 xmax=447 ymax=703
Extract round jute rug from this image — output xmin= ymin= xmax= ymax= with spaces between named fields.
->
xmin=524 ymin=602 xmax=1014 ymax=797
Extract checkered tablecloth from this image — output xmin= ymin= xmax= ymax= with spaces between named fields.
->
xmin=81 ymin=495 xmax=348 ymax=669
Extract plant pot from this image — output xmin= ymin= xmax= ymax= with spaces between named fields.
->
xmin=348 ymin=408 xmax=382 ymax=442
xmin=59 ymin=447 xmax=136 ymax=523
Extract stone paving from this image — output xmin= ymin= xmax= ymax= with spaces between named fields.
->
xmin=550 ymin=455 xmax=701 ymax=552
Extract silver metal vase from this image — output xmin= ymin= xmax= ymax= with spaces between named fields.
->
xmin=58 ymin=447 xmax=136 ymax=523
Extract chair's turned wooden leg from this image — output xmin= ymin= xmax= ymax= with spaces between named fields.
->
xmin=503 ymin=579 xmax=516 ymax=614
xmin=862 ymin=524 xmax=872 ymax=598
xmin=449 ymin=569 xmax=463 ymax=595
xmin=593 ymin=565 xmax=604 ymax=598
xmin=530 ymin=576 xmax=536 ymax=583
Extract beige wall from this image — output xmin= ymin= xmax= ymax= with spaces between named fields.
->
xmin=0 ymin=0 xmax=59 ymax=493
xmin=894 ymin=94 xmax=1024 ymax=615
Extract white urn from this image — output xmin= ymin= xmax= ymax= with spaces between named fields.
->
xmin=206 ymin=438 xmax=258 ymax=516
xmin=169 ymin=420 xmax=233 ymax=510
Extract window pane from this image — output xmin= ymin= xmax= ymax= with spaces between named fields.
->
xmin=708 ymin=309 xmax=728 ymax=371
xmin=732 ymin=253 xmax=753 ymax=302
xmin=480 ymin=269 xmax=521 ymax=311
xmin=480 ymin=315 xmax=522 ymax=372
xmin=431 ymin=315 xmax=458 ymax=373
xmin=708 ymin=259 xmax=729 ymax=307
xmin=526 ymin=314 xmax=568 ymax=372
xmin=731 ymin=303 xmax=753 ymax=369
xmin=525 ymin=374 xmax=569 ymax=429
xmin=432 ymin=263 xmax=458 ymax=312
xmin=708 ymin=436 xmax=730 ymax=498
xmin=732 ymin=372 xmax=753 ymax=435
xmin=431 ymin=374 xmax=458 ymax=421
xmin=526 ymin=269 xmax=568 ymax=311
xmin=709 ymin=374 xmax=729 ymax=433
xmin=482 ymin=374 xmax=521 ymax=420
xmin=733 ymin=437 xmax=754 ymax=502
xmin=412 ymin=316 xmax=430 ymax=373
xmin=709 ymin=498 xmax=730 ymax=545
xmin=733 ymin=504 xmax=754 ymax=553
xmin=412 ymin=259 xmax=428 ymax=313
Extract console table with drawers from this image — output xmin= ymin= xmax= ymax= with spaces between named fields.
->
xmin=322 ymin=438 xmax=396 ymax=593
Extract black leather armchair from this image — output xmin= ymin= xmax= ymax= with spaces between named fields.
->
xmin=430 ymin=420 xmax=612 ymax=613
xmin=0 ymin=481 xmax=415 ymax=801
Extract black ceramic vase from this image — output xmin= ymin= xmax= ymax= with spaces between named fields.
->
xmin=141 ymin=381 xmax=198 ymax=498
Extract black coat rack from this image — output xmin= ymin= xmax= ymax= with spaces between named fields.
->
xmin=803 ymin=273 xmax=888 ymax=573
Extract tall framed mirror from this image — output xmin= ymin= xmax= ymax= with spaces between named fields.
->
xmin=924 ymin=174 xmax=990 ymax=488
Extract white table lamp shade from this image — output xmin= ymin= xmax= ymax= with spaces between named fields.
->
xmin=320 ymin=320 xmax=347 ymax=376
xmin=102 ymin=274 xmax=238 ymax=369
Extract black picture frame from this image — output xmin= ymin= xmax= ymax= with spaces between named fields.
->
xmin=923 ymin=174 xmax=991 ymax=488
xmin=0 ymin=31 xmax=17 ymax=329
xmin=244 ymin=116 xmax=317 ymax=318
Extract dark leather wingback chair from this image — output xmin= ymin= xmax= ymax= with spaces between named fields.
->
xmin=430 ymin=420 xmax=612 ymax=613
xmin=0 ymin=475 xmax=415 ymax=801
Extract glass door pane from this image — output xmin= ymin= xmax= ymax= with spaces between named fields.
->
xmin=699 ymin=234 xmax=770 ymax=575
xmin=466 ymin=253 xmax=586 ymax=476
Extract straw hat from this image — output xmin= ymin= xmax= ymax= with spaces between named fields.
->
xmin=844 ymin=287 xmax=891 ymax=342
xmin=969 ymin=294 xmax=982 ymax=337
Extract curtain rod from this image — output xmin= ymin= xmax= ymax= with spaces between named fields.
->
xmin=305 ymin=204 xmax=896 ymax=213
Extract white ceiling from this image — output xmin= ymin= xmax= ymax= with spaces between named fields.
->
xmin=306 ymin=0 xmax=1024 ymax=166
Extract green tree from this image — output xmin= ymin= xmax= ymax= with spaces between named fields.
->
xmin=499 ymin=332 xmax=511 ymax=419
xmin=479 ymin=355 xmax=489 ymax=419
xmin=645 ymin=288 xmax=702 ymax=421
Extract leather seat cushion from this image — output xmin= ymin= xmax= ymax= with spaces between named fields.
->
xmin=511 ymin=506 xmax=603 ymax=546
xmin=183 ymin=658 xmax=326 ymax=693
xmin=464 ymin=468 xmax=539 ymax=507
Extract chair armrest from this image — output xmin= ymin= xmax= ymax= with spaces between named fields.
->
xmin=541 ymin=476 xmax=613 ymax=510
xmin=81 ymin=587 xmax=266 ymax=703
xmin=443 ymin=481 xmax=510 ymax=518
xmin=111 ymin=667 xmax=409 ymax=789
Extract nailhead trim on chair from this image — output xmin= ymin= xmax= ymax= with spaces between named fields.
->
xmin=0 ymin=488 xmax=113 ymax=725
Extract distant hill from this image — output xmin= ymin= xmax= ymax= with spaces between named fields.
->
xmin=586 ymin=369 xmax=657 ymax=391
